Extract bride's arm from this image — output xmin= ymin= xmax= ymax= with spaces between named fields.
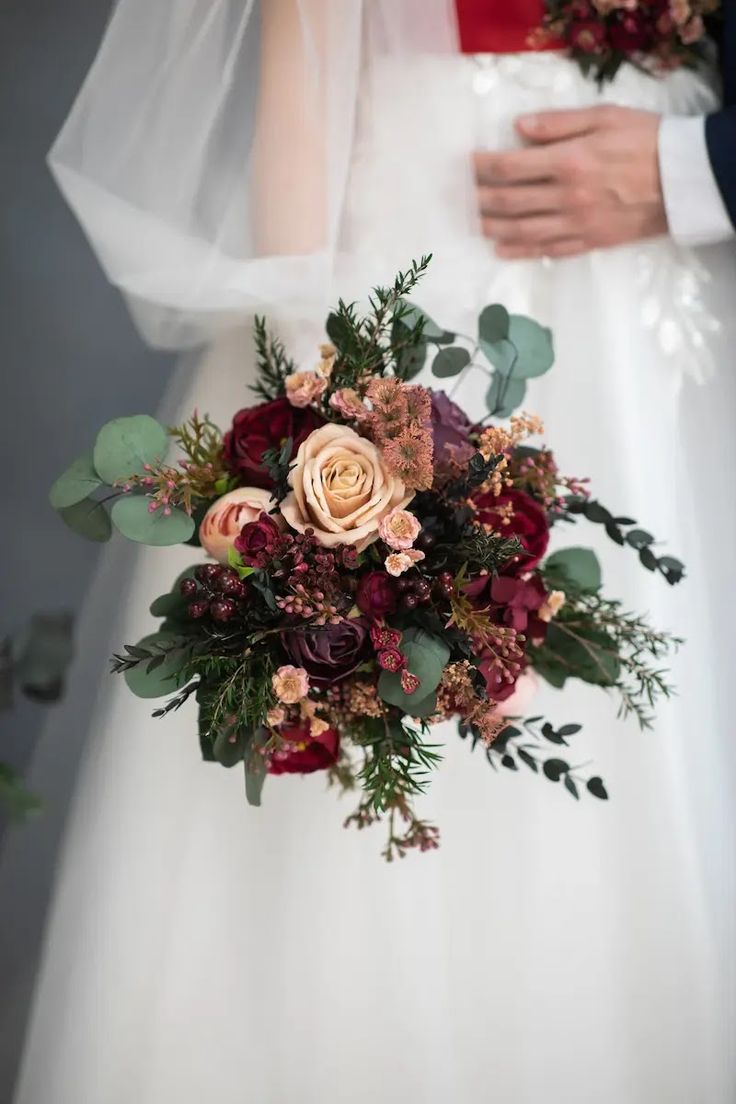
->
xmin=252 ymin=0 xmax=328 ymax=255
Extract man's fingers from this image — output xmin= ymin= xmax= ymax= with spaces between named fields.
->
xmin=477 ymin=183 xmax=568 ymax=217
xmin=495 ymin=238 xmax=586 ymax=260
xmin=482 ymin=213 xmax=576 ymax=245
xmin=473 ymin=147 xmax=559 ymax=186
xmin=516 ymin=105 xmax=616 ymax=143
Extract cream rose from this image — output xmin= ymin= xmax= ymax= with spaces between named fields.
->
xmin=199 ymin=486 xmax=275 ymax=564
xmin=280 ymin=424 xmax=412 ymax=550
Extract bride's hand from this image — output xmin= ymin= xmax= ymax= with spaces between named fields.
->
xmin=473 ymin=106 xmax=667 ymax=259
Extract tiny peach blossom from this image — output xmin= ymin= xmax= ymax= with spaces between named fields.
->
xmin=316 ymin=343 xmax=337 ymax=379
xmin=266 ymin=706 xmax=286 ymax=728
xmin=329 ymin=388 xmax=367 ymax=420
xmin=272 ymin=665 xmax=310 ymax=705
xmin=384 ymin=549 xmax=425 ymax=577
xmin=285 ymin=371 xmax=327 ymax=409
xmin=378 ymin=507 xmax=422 ymax=550
xmin=538 ymin=590 xmax=566 ymax=623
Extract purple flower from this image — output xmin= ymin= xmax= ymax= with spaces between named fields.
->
xmin=430 ymin=391 xmax=474 ymax=467
xmin=281 ymin=618 xmax=370 ymax=686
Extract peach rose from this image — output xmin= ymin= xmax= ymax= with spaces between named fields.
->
xmin=280 ymin=424 xmax=413 ymax=550
xmin=199 ymin=486 xmax=275 ymax=564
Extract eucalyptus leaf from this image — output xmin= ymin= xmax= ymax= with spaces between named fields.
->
xmin=123 ymin=632 xmax=188 ymax=699
xmin=544 ymin=547 xmax=602 ymax=592
xmin=401 ymin=302 xmax=453 ymax=342
xmin=587 ymin=776 xmax=609 ymax=800
xmin=479 ymin=335 xmax=517 ymax=376
xmin=111 ymin=496 xmax=195 ymax=546
xmin=93 ymin=414 xmax=169 ymax=485
xmin=478 ymin=304 xmax=510 ymax=344
xmin=486 ymin=374 xmax=527 ymax=418
xmin=432 ymin=347 xmax=470 ymax=379
xmin=58 ymin=497 xmax=112 ymax=543
xmin=507 ymin=315 xmax=555 ymax=379
xmin=49 ymin=453 xmax=102 ymax=509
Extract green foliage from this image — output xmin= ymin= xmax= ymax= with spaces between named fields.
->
xmin=458 ymin=715 xmax=609 ymax=802
xmin=563 ymin=496 xmax=686 ymax=585
xmin=93 ymin=415 xmax=168 ymax=485
xmin=261 ymin=435 xmax=294 ymax=504
xmin=116 ymin=632 xmax=191 ymax=699
xmin=356 ymin=714 xmax=443 ymax=814
xmin=485 ymin=374 xmax=527 ymax=419
xmin=244 ymin=732 xmax=268 ymax=806
xmin=431 ymin=347 xmax=470 ymax=378
xmin=544 ymin=546 xmax=602 ymax=593
xmin=250 ymin=315 xmax=296 ymax=401
xmin=110 ymin=496 xmax=195 ymax=545
xmin=58 ymin=497 xmax=112 ymax=543
xmin=49 ymin=453 xmax=102 ymax=509
xmin=377 ymin=627 xmax=450 ymax=711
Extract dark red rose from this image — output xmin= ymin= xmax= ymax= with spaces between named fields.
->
xmin=356 ymin=571 xmax=398 ymax=619
xmin=268 ymin=722 xmax=340 ymax=775
xmin=569 ymin=19 xmax=606 ymax=52
xmin=472 ymin=488 xmax=549 ymax=573
xmin=234 ymin=511 xmax=281 ymax=565
xmin=608 ymin=11 xmax=652 ymax=52
xmin=281 ymin=619 xmax=370 ymax=686
xmin=223 ymin=397 xmax=325 ymax=489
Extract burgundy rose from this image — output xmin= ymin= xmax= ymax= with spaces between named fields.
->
xmin=430 ymin=391 xmax=474 ymax=468
xmin=608 ymin=11 xmax=652 ymax=52
xmin=472 ymin=488 xmax=549 ymax=573
xmin=281 ymin=618 xmax=370 ymax=686
xmin=569 ymin=19 xmax=607 ymax=52
xmin=356 ymin=571 xmax=398 ymax=619
xmin=223 ymin=397 xmax=325 ymax=489
xmin=268 ymin=722 xmax=340 ymax=775
xmin=234 ymin=511 xmax=281 ymax=565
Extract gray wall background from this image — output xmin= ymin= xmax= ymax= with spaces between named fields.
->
xmin=0 ymin=1 xmax=175 ymax=1096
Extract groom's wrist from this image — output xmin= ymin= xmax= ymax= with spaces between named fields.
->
xmin=658 ymin=114 xmax=736 ymax=247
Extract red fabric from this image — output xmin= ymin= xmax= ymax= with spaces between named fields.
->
xmin=455 ymin=0 xmax=560 ymax=54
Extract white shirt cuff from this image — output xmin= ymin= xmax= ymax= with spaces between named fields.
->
xmin=658 ymin=115 xmax=735 ymax=247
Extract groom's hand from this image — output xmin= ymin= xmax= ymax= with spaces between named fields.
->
xmin=474 ymin=106 xmax=667 ymax=259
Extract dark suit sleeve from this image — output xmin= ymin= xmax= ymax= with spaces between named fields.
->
xmin=705 ymin=107 xmax=736 ymax=231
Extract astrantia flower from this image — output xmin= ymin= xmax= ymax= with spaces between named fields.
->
xmin=378 ymin=507 xmax=421 ymax=550
xmin=538 ymin=590 xmax=566 ymax=623
xmin=272 ymin=665 xmax=310 ymax=704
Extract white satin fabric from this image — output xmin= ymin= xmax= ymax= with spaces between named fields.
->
xmin=8 ymin=48 xmax=736 ymax=1104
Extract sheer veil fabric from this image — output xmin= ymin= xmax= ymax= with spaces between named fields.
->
xmin=6 ymin=2 xmax=735 ymax=1101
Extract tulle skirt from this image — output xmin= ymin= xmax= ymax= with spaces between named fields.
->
xmin=6 ymin=53 xmax=736 ymax=1104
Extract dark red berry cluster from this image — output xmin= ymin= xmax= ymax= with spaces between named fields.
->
xmin=181 ymin=564 xmax=247 ymax=623
xmin=394 ymin=574 xmax=433 ymax=611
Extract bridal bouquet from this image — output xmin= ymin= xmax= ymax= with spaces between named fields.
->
xmin=50 ymin=258 xmax=683 ymax=858
xmin=541 ymin=0 xmax=718 ymax=84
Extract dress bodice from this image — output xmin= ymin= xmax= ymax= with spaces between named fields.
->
xmin=455 ymin=0 xmax=559 ymax=54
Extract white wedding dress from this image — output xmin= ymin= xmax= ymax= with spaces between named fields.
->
xmin=4 ymin=6 xmax=736 ymax=1102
